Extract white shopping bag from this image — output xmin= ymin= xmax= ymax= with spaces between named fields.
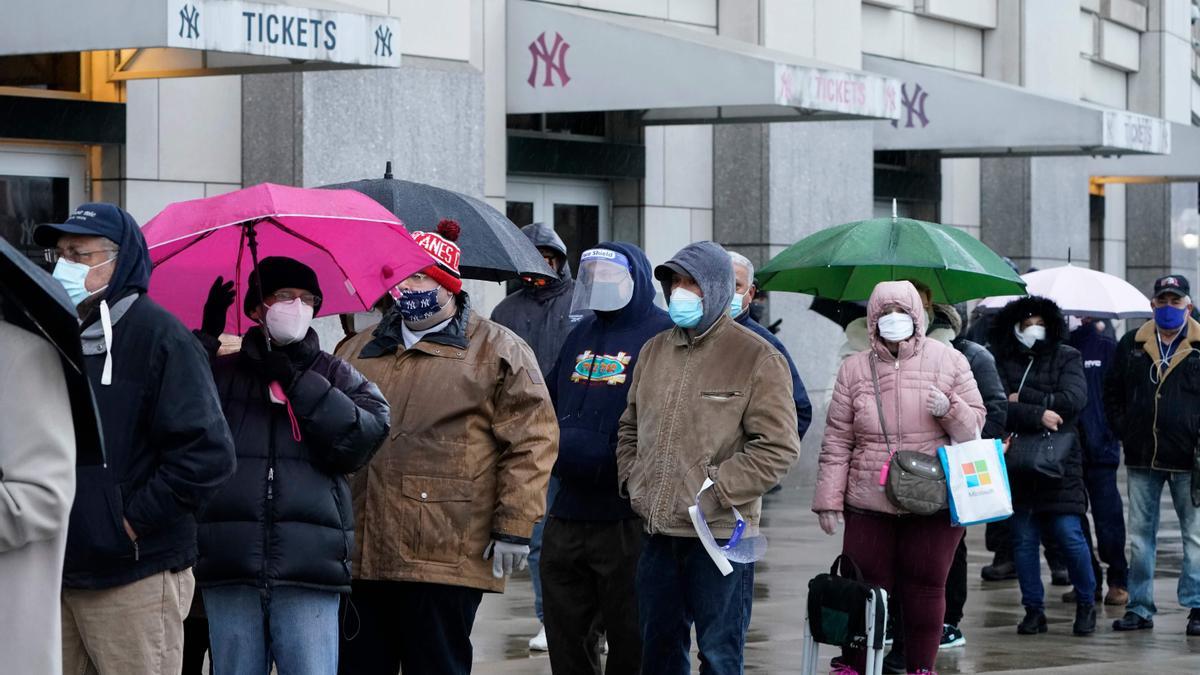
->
xmin=937 ymin=437 xmax=1013 ymax=527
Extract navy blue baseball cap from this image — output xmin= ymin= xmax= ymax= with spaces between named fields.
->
xmin=34 ymin=203 xmax=136 ymax=248
xmin=1153 ymin=274 xmax=1190 ymax=298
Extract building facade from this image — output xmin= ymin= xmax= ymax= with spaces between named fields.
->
xmin=2 ymin=0 xmax=1198 ymax=399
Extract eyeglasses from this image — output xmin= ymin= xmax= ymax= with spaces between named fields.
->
xmin=265 ymin=290 xmax=321 ymax=307
xmin=44 ymin=248 xmax=118 ymax=264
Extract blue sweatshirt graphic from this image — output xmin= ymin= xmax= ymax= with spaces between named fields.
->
xmin=547 ymin=242 xmax=673 ymax=521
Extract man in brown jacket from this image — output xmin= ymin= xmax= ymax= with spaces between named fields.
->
xmin=616 ymin=240 xmax=801 ymax=675
xmin=335 ymin=220 xmax=558 ymax=675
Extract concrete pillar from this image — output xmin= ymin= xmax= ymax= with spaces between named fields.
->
xmin=1125 ymin=181 xmax=1200 ymax=293
xmin=980 ymin=156 xmax=1091 ymax=271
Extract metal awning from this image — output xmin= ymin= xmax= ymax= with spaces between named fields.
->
xmin=507 ymin=0 xmax=901 ymax=125
xmin=867 ymin=56 xmax=1171 ymax=157
xmin=1089 ymin=122 xmax=1200 ymax=180
xmin=0 ymin=0 xmax=400 ymax=80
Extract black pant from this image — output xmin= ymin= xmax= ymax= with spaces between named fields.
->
xmin=181 ymin=615 xmax=210 ymax=675
xmin=944 ymin=536 xmax=968 ymax=626
xmin=541 ymin=517 xmax=643 ymax=675
xmin=338 ymin=580 xmax=483 ymax=675
xmin=985 ymin=516 xmax=1065 ymax=570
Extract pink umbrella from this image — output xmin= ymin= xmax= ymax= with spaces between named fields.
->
xmin=143 ymin=183 xmax=435 ymax=334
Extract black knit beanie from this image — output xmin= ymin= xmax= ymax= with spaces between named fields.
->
xmin=244 ymin=256 xmax=323 ymax=317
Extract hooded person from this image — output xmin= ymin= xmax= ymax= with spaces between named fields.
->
xmin=989 ymin=295 xmax=1096 ymax=637
xmin=189 ymin=257 xmax=390 ymax=673
xmin=814 ymin=281 xmax=985 ymax=675
xmin=729 ymin=251 xmax=813 ymax=440
xmin=615 ymin=241 xmax=801 ymax=673
xmin=538 ymin=242 xmax=671 ymax=673
xmin=335 ymin=219 xmax=559 ymax=675
xmin=34 ymin=204 xmax=236 ymax=675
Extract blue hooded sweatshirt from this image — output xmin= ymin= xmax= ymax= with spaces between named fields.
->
xmin=1068 ymin=323 xmax=1121 ymax=466
xmin=735 ymin=311 xmax=812 ymax=440
xmin=547 ymin=242 xmax=673 ymax=521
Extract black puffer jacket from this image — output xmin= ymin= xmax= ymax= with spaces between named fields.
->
xmin=989 ymin=297 xmax=1088 ymax=515
xmin=196 ymin=328 xmax=389 ymax=592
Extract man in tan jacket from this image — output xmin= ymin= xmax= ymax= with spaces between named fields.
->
xmin=616 ymin=240 xmax=801 ymax=675
xmin=335 ymin=220 xmax=558 ymax=675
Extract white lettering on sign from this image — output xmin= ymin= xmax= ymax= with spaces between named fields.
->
xmin=775 ymin=64 xmax=901 ymax=121
xmin=166 ymin=0 xmax=400 ymax=68
xmin=1103 ymin=111 xmax=1171 ymax=155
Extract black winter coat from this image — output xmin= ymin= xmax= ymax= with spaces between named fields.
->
xmin=1103 ymin=318 xmax=1200 ymax=472
xmin=953 ymin=337 xmax=1007 ymax=439
xmin=196 ymin=329 xmax=389 ymax=592
xmin=64 ymin=295 xmax=237 ymax=590
xmin=990 ymin=297 xmax=1088 ymax=515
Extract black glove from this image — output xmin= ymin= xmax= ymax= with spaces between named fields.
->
xmin=260 ymin=350 xmax=297 ymax=388
xmin=201 ymin=276 xmax=236 ymax=338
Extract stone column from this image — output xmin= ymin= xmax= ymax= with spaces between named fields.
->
xmin=1125 ymin=181 xmax=1200 ymax=294
xmin=980 ymin=156 xmax=1091 ymax=271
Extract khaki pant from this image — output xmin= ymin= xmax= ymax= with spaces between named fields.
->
xmin=62 ymin=568 xmax=195 ymax=675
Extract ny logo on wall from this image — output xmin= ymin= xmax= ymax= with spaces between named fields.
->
xmin=528 ymin=32 xmax=570 ymax=88
xmin=890 ymin=83 xmax=929 ymax=129
xmin=374 ymin=25 xmax=393 ymax=57
xmin=178 ymin=4 xmax=200 ymax=39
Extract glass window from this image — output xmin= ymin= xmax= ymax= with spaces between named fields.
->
xmin=552 ymin=203 xmax=600 ymax=270
xmin=0 ymin=53 xmax=82 ymax=93
xmin=506 ymin=201 xmax=534 ymax=228
xmin=0 ymin=174 xmax=71 ymax=267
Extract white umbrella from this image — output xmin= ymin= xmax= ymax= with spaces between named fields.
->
xmin=976 ymin=264 xmax=1151 ymax=319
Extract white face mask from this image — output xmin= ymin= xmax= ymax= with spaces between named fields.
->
xmin=1015 ymin=323 xmax=1046 ymax=349
xmin=265 ymin=298 xmax=314 ymax=345
xmin=877 ymin=312 xmax=915 ymax=342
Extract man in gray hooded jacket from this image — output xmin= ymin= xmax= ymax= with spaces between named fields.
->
xmin=616 ymin=241 xmax=801 ymax=674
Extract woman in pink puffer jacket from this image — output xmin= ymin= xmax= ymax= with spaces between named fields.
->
xmin=814 ymin=281 xmax=985 ymax=675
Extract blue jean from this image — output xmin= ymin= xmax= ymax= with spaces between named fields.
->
xmin=636 ymin=534 xmax=754 ymax=675
xmin=528 ymin=475 xmax=560 ymax=622
xmin=1010 ymin=509 xmax=1096 ymax=611
xmin=1083 ymin=464 xmax=1128 ymax=589
xmin=204 ymin=585 xmax=340 ymax=675
xmin=1126 ymin=468 xmax=1200 ymax=619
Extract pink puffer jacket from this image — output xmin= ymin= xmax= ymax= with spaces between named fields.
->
xmin=813 ymin=281 xmax=986 ymax=515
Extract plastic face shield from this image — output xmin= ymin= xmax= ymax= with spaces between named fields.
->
xmin=570 ymin=248 xmax=635 ymax=313
xmin=687 ymin=479 xmax=769 ymax=576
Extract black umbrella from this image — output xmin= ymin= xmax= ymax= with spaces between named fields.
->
xmin=808 ymin=296 xmax=868 ymax=329
xmin=0 ymin=237 xmax=105 ymax=465
xmin=323 ymin=164 xmax=554 ymax=282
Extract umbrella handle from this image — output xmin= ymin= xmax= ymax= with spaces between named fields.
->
xmin=246 ymin=220 xmax=273 ymax=352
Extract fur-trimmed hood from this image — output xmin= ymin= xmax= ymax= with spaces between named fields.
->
xmin=989 ymin=295 xmax=1066 ymax=357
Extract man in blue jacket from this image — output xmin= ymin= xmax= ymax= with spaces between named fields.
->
xmin=540 ymin=243 xmax=672 ymax=674
xmin=729 ymin=251 xmax=812 ymax=439
xmin=36 ymin=204 xmax=236 ymax=674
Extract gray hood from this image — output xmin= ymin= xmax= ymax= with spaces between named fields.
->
xmin=520 ymin=222 xmax=571 ymax=280
xmin=654 ymin=241 xmax=734 ymax=335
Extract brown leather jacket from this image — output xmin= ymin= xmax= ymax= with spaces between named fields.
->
xmin=616 ymin=314 xmax=801 ymax=538
xmin=336 ymin=302 xmax=558 ymax=592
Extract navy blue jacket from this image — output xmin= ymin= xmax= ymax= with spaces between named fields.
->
xmin=735 ymin=312 xmax=813 ymax=441
xmin=547 ymin=242 xmax=672 ymax=521
xmin=1069 ymin=324 xmax=1121 ymax=466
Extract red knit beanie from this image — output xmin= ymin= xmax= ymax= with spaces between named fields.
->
xmin=410 ymin=219 xmax=463 ymax=294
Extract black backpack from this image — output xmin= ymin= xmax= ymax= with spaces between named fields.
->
xmin=806 ymin=555 xmax=887 ymax=651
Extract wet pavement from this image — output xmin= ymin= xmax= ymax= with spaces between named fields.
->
xmin=472 ymin=413 xmax=1200 ymax=674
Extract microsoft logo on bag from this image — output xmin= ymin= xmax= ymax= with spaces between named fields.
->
xmin=962 ymin=460 xmax=992 ymax=488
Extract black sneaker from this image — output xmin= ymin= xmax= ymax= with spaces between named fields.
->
xmin=1187 ymin=609 xmax=1200 ymax=637
xmin=981 ymin=560 xmax=1017 ymax=581
xmin=1050 ymin=567 xmax=1071 ymax=586
xmin=881 ymin=649 xmax=905 ymax=674
xmin=939 ymin=624 xmax=966 ymax=649
xmin=1073 ymin=604 xmax=1096 ymax=636
xmin=1017 ymin=607 xmax=1048 ymax=635
xmin=1112 ymin=611 xmax=1154 ymax=631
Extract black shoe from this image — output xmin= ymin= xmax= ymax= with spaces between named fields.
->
xmin=1017 ymin=607 xmax=1048 ymax=635
xmin=1112 ymin=611 xmax=1154 ymax=631
xmin=939 ymin=623 xmax=966 ymax=649
xmin=881 ymin=649 xmax=905 ymax=674
xmin=1062 ymin=588 xmax=1103 ymax=603
xmin=981 ymin=560 xmax=1017 ymax=581
xmin=1187 ymin=609 xmax=1200 ymax=637
xmin=1050 ymin=567 xmax=1071 ymax=586
xmin=1073 ymin=604 xmax=1096 ymax=636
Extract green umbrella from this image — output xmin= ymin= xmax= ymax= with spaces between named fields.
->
xmin=757 ymin=216 xmax=1026 ymax=303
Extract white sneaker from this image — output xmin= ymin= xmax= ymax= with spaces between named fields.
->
xmin=529 ymin=625 xmax=549 ymax=652
xmin=599 ymin=635 xmax=608 ymax=655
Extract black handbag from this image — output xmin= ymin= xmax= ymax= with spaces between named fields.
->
xmin=870 ymin=355 xmax=947 ymax=515
xmin=1005 ymin=357 xmax=1073 ymax=479
xmin=806 ymin=555 xmax=887 ymax=651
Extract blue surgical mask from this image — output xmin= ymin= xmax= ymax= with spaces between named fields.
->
xmin=1154 ymin=304 xmax=1187 ymax=331
xmin=396 ymin=287 xmax=444 ymax=323
xmin=729 ymin=291 xmax=745 ymax=318
xmin=669 ymin=287 xmax=704 ymax=328
xmin=52 ymin=257 xmax=112 ymax=307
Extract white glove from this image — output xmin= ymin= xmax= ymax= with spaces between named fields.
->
xmin=483 ymin=540 xmax=530 ymax=579
xmin=927 ymin=386 xmax=951 ymax=418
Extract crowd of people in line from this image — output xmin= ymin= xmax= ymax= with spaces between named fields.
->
xmin=1 ymin=201 xmax=1198 ymax=675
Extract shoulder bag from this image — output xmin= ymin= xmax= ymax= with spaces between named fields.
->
xmin=1005 ymin=357 xmax=1074 ymax=479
